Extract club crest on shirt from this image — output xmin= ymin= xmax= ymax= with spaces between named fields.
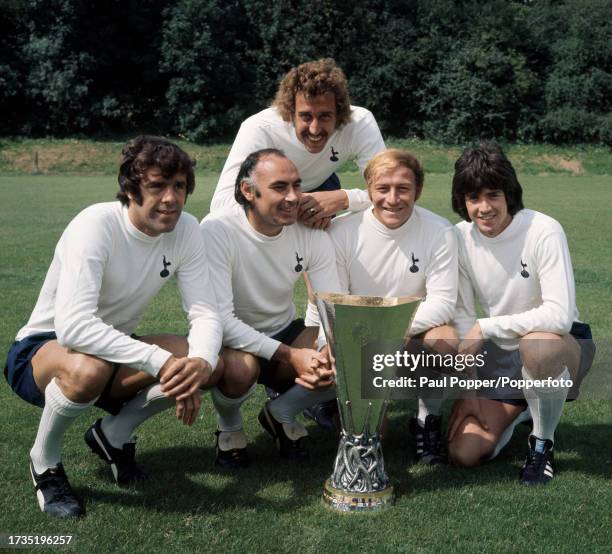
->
xmin=294 ymin=252 xmax=304 ymax=272
xmin=520 ymin=259 xmax=529 ymax=278
xmin=410 ymin=253 xmax=420 ymax=273
xmin=330 ymin=146 xmax=339 ymax=162
xmin=160 ymin=255 xmax=171 ymax=278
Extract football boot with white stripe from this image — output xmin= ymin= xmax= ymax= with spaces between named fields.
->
xmin=520 ymin=434 xmax=555 ymax=485
xmin=265 ymin=386 xmax=280 ymax=400
xmin=30 ymin=462 xmax=85 ymax=518
xmin=85 ymin=418 xmax=148 ymax=486
xmin=409 ymin=414 xmax=447 ymax=465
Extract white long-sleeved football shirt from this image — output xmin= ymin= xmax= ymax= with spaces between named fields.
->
xmin=201 ymin=208 xmax=341 ymax=359
xmin=17 ymin=202 xmax=223 ymax=375
xmin=209 ymin=106 xmax=385 ymax=213
xmin=329 ymin=206 xmax=458 ymax=336
xmin=454 ymin=208 xmax=579 ymax=349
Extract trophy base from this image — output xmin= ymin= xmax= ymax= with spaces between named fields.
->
xmin=322 ymin=479 xmax=395 ymax=512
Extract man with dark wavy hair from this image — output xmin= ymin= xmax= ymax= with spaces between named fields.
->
xmin=4 ymin=136 xmax=223 ymax=518
xmin=447 ymin=143 xmax=595 ymax=485
xmin=210 ymin=58 xmax=385 ymax=229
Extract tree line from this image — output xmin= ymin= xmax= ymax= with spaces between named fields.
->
xmin=1 ymin=0 xmax=610 ymax=145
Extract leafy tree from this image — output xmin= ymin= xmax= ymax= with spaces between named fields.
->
xmin=19 ymin=0 xmax=94 ymax=134
xmin=1 ymin=0 xmax=609 ymax=144
xmin=15 ymin=0 xmax=167 ymax=135
xmin=536 ymin=0 xmax=612 ymax=144
xmin=69 ymin=0 xmax=169 ymax=134
xmin=160 ymin=0 xmax=255 ymax=141
xmin=0 ymin=0 xmax=28 ymax=134
xmin=416 ymin=0 xmax=540 ymax=143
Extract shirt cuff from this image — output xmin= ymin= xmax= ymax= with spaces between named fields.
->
xmin=258 ymin=337 xmax=282 ymax=361
xmin=147 ymin=348 xmax=174 ymax=377
xmin=344 ymin=188 xmax=371 ymax=212
xmin=188 ymin=349 xmax=220 ymax=372
xmin=476 ymin=318 xmax=493 ymax=339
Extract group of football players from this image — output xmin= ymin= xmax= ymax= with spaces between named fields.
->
xmin=5 ymin=59 xmax=594 ymax=518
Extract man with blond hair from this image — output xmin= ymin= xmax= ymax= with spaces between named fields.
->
xmin=329 ymin=149 xmax=459 ymax=464
xmin=209 ymin=58 xmax=385 ymax=229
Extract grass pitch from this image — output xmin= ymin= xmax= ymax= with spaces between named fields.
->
xmin=0 ymin=168 xmax=611 ymax=553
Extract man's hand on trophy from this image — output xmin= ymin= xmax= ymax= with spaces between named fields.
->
xmin=310 ymin=348 xmax=335 ymax=389
xmin=319 ymin=346 xmax=336 ymax=375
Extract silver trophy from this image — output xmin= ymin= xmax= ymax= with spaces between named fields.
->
xmin=315 ymin=293 xmax=421 ymax=512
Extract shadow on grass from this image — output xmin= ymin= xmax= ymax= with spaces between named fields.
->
xmin=548 ymin=421 xmax=612 ymax=478
xmin=83 ymin=416 xmax=611 ymax=515
xmin=85 ymin=422 xmax=346 ymax=514
xmin=476 ymin=421 xmax=612 ymax=479
xmin=397 ymin=420 xmax=612 ymax=495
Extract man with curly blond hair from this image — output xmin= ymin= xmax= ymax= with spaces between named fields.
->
xmin=209 ymin=58 xmax=385 ymax=229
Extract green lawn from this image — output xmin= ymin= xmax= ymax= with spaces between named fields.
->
xmin=0 ymin=170 xmax=611 ymax=553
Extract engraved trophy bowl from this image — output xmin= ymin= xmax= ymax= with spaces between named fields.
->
xmin=315 ymin=293 xmax=421 ymax=512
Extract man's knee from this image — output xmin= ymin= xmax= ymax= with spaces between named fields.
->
xmin=219 ymin=349 xmax=259 ymax=397
xmin=519 ymin=332 xmax=575 ymax=378
xmin=57 ymin=354 xmax=114 ymax=402
xmin=448 ymin=416 xmax=496 ymax=467
xmin=292 ymin=325 xmax=318 ymax=350
xmin=214 ymin=355 xmax=225 ymax=378
xmin=421 ymin=324 xmax=459 ymax=355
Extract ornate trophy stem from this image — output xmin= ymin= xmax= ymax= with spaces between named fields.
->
xmin=323 ymin=425 xmax=393 ymax=511
xmin=331 ymin=429 xmax=387 ymax=492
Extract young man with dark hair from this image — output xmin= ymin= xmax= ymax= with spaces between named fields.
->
xmin=201 ymin=149 xmax=340 ymax=467
xmin=209 ymin=58 xmax=385 ymax=229
xmin=329 ymin=149 xmax=459 ymax=464
xmin=448 ymin=142 xmax=595 ymax=485
xmin=4 ymin=136 xmax=223 ymax=518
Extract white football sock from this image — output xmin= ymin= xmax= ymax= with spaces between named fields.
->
xmin=217 ymin=430 xmax=248 ymax=451
xmin=487 ymin=407 xmax=532 ymax=460
xmin=211 ymin=384 xmax=256 ymax=432
xmin=30 ymin=378 xmax=97 ymax=473
xmin=417 ymin=397 xmax=443 ymax=427
xmin=100 ymin=383 xmax=174 ymax=448
xmin=269 ymin=385 xmax=336 ymax=424
xmin=522 ymin=365 xmax=571 ymax=445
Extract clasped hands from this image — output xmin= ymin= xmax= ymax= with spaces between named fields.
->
xmin=158 ymin=355 xmax=213 ymax=427
xmin=293 ymin=347 xmax=335 ymax=390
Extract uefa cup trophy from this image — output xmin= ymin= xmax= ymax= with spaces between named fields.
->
xmin=315 ymin=293 xmax=420 ymax=512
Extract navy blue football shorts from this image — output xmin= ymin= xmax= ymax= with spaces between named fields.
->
xmin=257 ymin=318 xmax=307 ymax=394
xmin=5 ymin=331 xmax=129 ymax=415
xmin=491 ymin=321 xmax=595 ymax=408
